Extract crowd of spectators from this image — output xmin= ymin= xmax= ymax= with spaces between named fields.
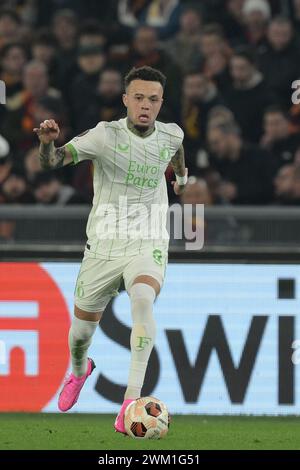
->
xmin=0 ymin=0 xmax=300 ymax=209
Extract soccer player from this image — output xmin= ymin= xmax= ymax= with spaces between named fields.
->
xmin=33 ymin=66 xmax=187 ymax=434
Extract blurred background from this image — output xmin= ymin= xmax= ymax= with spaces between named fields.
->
xmin=0 ymin=0 xmax=300 ymax=252
xmin=1 ymin=0 xmax=300 ymax=418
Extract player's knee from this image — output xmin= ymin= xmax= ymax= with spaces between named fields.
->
xmin=75 ymin=304 xmax=103 ymax=322
xmin=132 ymin=275 xmax=161 ymax=295
xmin=129 ymin=283 xmax=156 ymax=313
xmin=69 ymin=314 xmax=99 ymax=343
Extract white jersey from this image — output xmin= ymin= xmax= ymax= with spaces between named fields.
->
xmin=66 ymin=118 xmax=184 ymax=260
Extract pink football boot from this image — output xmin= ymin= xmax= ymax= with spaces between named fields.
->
xmin=114 ymin=399 xmax=135 ymax=434
xmin=58 ymin=358 xmax=96 ymax=412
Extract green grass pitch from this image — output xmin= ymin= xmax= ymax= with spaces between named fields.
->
xmin=0 ymin=414 xmax=300 ymax=450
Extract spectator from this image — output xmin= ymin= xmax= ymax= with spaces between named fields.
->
xmin=242 ymin=0 xmax=271 ymax=47
xmin=181 ymin=71 xmax=224 ymax=172
xmin=207 ymin=105 xmax=236 ymax=129
xmin=22 ymin=60 xmax=60 ymax=101
xmin=204 ymin=49 xmax=231 ymax=90
xmin=118 ymin=0 xmax=182 ymax=39
xmin=0 ymin=0 xmax=297 ymax=208
xmin=169 ymin=175 xmax=212 ymax=247
xmin=0 ymin=8 xmax=22 ymax=48
xmin=78 ymin=20 xmax=108 ymax=49
xmin=31 ymin=29 xmax=60 ymax=88
xmin=117 ymin=25 xmax=181 ymax=118
xmin=197 ymin=23 xmax=232 ymax=91
xmin=163 ymin=7 xmax=203 ymax=73
xmin=23 ymin=145 xmax=42 ymax=183
xmin=0 ymin=42 xmax=28 ymax=99
xmin=32 ymin=172 xmax=86 ymax=205
xmin=261 ymin=106 xmax=300 ymax=172
xmin=220 ymin=0 xmax=247 ymax=46
xmin=257 ymin=16 xmax=300 ymax=108
xmin=76 ymin=67 xmax=124 ymax=132
xmin=69 ymin=44 xmax=107 ymax=131
xmin=60 ymin=19 xmax=111 ymax=102
xmin=180 ymin=176 xmax=213 ymax=205
xmin=203 ymin=168 xmax=223 ymax=204
xmin=1 ymin=168 xmax=34 ymax=203
xmin=199 ymin=23 xmax=231 ymax=61
xmin=207 ymin=122 xmax=273 ymax=204
xmin=176 ymin=173 xmax=243 ymax=245
xmin=59 ymin=19 xmax=110 ymax=102
xmin=35 ymin=0 xmax=117 ymax=27
xmin=52 ymin=9 xmax=78 ymax=57
xmin=117 ymin=0 xmax=152 ymax=30
xmin=223 ymin=46 xmax=274 ymax=142
xmin=0 ymin=60 xmax=62 ymax=152
xmin=51 ymin=9 xmax=78 ymax=82
xmin=273 ymin=163 xmax=295 ymax=204
xmin=142 ymin=0 xmax=182 ymax=39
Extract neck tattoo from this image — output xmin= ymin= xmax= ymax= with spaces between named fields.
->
xmin=127 ymin=118 xmax=155 ymax=138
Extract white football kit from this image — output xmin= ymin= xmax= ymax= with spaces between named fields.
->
xmin=67 ymin=118 xmax=184 ymax=312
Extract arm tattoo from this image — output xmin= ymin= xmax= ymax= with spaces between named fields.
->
xmin=170 ymin=144 xmax=185 ymax=177
xmin=39 ymin=142 xmax=66 ymax=170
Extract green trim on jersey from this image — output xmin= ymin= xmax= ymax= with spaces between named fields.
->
xmin=66 ymin=143 xmax=78 ymax=164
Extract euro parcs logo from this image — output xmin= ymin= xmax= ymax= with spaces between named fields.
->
xmin=0 ymin=263 xmax=70 ymax=411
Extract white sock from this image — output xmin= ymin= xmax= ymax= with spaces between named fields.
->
xmin=125 ymin=283 xmax=156 ymax=399
xmin=68 ymin=316 xmax=98 ymax=377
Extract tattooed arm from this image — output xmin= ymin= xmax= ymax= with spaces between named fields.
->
xmin=170 ymin=144 xmax=188 ymax=195
xmin=33 ymin=119 xmax=73 ymax=169
xmin=39 ymin=142 xmax=73 ymax=169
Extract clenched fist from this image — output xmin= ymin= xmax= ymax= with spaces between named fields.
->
xmin=171 ymin=167 xmax=188 ymax=196
xmin=33 ymin=119 xmax=60 ymax=145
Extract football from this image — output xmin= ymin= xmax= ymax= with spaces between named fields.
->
xmin=124 ymin=396 xmax=170 ymax=439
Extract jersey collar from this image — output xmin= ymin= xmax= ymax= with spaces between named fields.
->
xmin=120 ymin=118 xmax=158 ymax=142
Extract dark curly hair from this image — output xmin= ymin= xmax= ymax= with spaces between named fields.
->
xmin=124 ymin=66 xmax=166 ymax=90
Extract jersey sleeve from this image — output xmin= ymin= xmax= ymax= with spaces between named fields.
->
xmin=65 ymin=121 xmax=106 ymax=164
xmin=173 ymin=124 xmax=184 ymax=149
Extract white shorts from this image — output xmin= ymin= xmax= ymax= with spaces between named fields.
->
xmin=74 ymin=247 xmax=168 ymax=312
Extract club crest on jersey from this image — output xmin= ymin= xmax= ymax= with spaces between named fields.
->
xmin=117 ymin=143 xmax=130 ymax=153
xmin=159 ymin=146 xmax=171 ymax=162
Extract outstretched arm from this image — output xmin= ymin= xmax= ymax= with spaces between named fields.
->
xmin=170 ymin=144 xmax=188 ymax=195
xmin=33 ymin=119 xmax=73 ymax=169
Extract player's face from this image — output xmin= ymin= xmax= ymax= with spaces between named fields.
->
xmin=123 ymin=80 xmax=163 ymax=128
